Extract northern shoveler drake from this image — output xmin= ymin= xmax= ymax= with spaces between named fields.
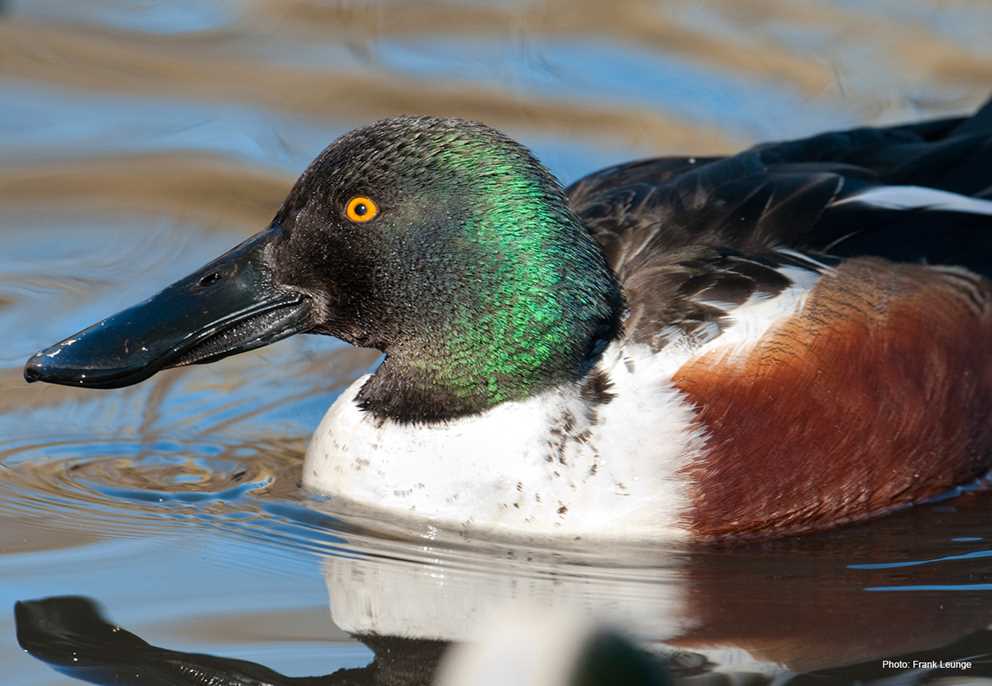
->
xmin=24 ymin=96 xmax=992 ymax=541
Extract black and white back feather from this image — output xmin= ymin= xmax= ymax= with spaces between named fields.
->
xmin=567 ymin=96 xmax=992 ymax=350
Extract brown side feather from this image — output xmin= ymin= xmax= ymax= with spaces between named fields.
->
xmin=672 ymin=258 xmax=992 ymax=539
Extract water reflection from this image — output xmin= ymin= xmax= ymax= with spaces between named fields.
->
xmin=14 ymin=496 xmax=992 ymax=683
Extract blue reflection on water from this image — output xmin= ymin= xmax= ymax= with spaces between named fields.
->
xmin=850 ymin=549 xmax=992 ymax=570
xmin=865 ymin=584 xmax=992 ymax=592
xmin=376 ymin=37 xmax=854 ymax=140
xmin=0 ymin=82 xmax=344 ymax=172
xmin=10 ymin=0 xmax=237 ymax=35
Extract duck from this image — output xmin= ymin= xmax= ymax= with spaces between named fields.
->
xmin=23 ymin=95 xmax=992 ymax=541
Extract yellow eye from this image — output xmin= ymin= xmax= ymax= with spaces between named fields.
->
xmin=345 ymin=196 xmax=379 ymax=223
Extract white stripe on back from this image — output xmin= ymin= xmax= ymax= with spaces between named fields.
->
xmin=833 ymin=185 xmax=992 ymax=216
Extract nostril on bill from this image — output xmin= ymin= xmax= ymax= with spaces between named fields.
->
xmin=198 ymin=272 xmax=222 ymax=288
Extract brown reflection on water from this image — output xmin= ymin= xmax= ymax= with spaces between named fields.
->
xmin=253 ymin=0 xmax=834 ymax=92
xmin=252 ymin=0 xmax=992 ymax=99
xmin=0 ymin=516 xmax=106 ymax=555
xmin=724 ymin=0 xmax=992 ymax=88
xmin=0 ymin=15 xmax=735 ymax=155
xmin=0 ymin=155 xmax=292 ymax=230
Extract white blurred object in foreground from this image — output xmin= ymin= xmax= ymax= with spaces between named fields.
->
xmin=434 ymin=606 xmax=671 ymax=686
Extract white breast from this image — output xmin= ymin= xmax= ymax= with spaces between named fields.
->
xmin=302 ymin=344 xmax=706 ymax=542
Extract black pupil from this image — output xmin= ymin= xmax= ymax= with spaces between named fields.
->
xmin=354 ymin=202 xmax=367 ymax=216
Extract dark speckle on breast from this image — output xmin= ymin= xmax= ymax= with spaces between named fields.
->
xmin=580 ymin=368 xmax=616 ymax=404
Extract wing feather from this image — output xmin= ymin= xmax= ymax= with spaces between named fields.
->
xmin=567 ymin=96 xmax=992 ymax=348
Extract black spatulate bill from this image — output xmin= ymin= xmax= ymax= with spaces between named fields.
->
xmin=23 ymin=226 xmax=313 ymax=389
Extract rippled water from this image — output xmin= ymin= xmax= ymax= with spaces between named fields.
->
xmin=4 ymin=1 xmax=992 ymax=684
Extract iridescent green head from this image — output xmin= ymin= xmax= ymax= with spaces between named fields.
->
xmin=276 ymin=116 xmax=623 ymax=421
xmin=25 ymin=116 xmax=623 ymax=423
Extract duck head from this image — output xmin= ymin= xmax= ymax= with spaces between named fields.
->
xmin=24 ymin=117 xmax=623 ymax=422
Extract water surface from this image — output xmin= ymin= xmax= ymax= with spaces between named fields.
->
xmin=3 ymin=1 xmax=992 ymax=684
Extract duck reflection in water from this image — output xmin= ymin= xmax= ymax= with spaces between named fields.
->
xmin=15 ymin=505 xmax=992 ymax=686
